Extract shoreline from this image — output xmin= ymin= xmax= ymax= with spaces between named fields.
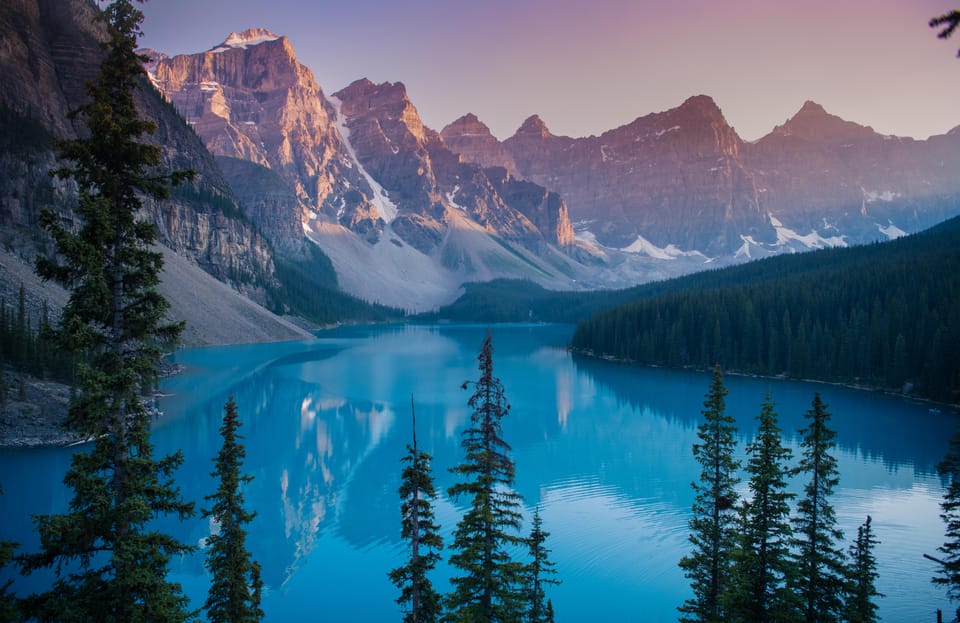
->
xmin=568 ymin=347 xmax=959 ymax=411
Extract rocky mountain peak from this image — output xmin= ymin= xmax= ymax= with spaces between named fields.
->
xmin=334 ymin=79 xmax=431 ymax=145
xmin=769 ymin=100 xmax=876 ymax=142
xmin=514 ymin=115 xmax=553 ymax=139
xmin=441 ymin=113 xmax=519 ymax=175
xmin=798 ymin=100 xmax=827 ymax=115
xmin=216 ymin=28 xmax=281 ymax=51
xmin=442 ymin=113 xmax=494 ymax=139
xmin=678 ymin=94 xmax=724 ymax=119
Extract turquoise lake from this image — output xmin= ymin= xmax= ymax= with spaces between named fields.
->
xmin=0 ymin=323 xmax=955 ymax=621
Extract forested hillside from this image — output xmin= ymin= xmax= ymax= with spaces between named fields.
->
xmin=570 ymin=216 xmax=960 ymax=401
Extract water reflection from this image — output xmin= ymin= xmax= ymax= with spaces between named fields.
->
xmin=0 ymin=324 xmax=955 ymax=622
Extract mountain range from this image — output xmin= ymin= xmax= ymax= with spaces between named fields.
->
xmin=2 ymin=1 xmax=959 ymax=327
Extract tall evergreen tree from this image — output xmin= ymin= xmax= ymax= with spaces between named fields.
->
xmin=19 ymin=2 xmax=195 ymax=621
xmin=389 ymin=397 xmax=443 ymax=623
xmin=789 ymin=393 xmax=846 ymax=623
xmin=0 ymin=485 xmax=19 ymax=623
xmin=679 ymin=365 xmax=741 ymax=623
xmin=934 ymin=423 xmax=960 ymax=599
xmin=203 ymin=396 xmax=263 ymax=623
xmin=524 ymin=508 xmax=559 ymax=623
xmin=844 ymin=515 xmax=882 ymax=623
xmin=725 ymin=394 xmax=797 ymax=623
xmin=446 ymin=332 xmax=526 ymax=623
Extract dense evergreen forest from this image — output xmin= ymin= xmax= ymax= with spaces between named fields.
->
xmin=272 ymin=244 xmax=401 ymax=325
xmin=570 ymin=216 xmax=960 ymax=402
xmin=0 ymin=286 xmax=74 ymax=386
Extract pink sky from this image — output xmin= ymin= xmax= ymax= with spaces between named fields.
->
xmin=138 ymin=0 xmax=960 ymax=141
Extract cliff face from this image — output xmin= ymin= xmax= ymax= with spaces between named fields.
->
xmin=0 ymin=0 xmax=278 ymax=302
xmin=150 ymin=30 xmax=384 ymax=246
xmin=332 ymin=79 xmax=573 ymax=253
xmin=742 ymin=101 xmax=960 ymax=241
xmin=441 ymin=113 xmax=519 ymax=176
xmin=499 ymin=96 xmax=769 ymax=253
xmin=447 ymin=98 xmax=960 ymax=257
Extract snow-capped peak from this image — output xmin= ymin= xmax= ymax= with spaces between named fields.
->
xmin=212 ymin=28 xmax=280 ymax=53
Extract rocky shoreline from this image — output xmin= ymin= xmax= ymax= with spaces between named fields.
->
xmin=0 ymin=369 xmax=82 ymax=448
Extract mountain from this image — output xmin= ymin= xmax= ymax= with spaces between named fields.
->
xmin=500 ymin=95 xmax=770 ymax=254
xmin=0 ymin=0 xmax=298 ymax=342
xmin=4 ymin=2 xmax=960 ymax=323
xmin=446 ymin=98 xmax=960 ymax=259
xmin=151 ymin=35 xmax=589 ymax=311
xmin=743 ymin=100 xmax=960 ymax=246
xmin=148 ymin=29 xmax=383 ymax=250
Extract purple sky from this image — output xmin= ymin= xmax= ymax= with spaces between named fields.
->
xmin=138 ymin=0 xmax=960 ymax=141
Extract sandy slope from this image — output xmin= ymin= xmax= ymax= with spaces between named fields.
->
xmin=0 ymin=246 xmax=312 ymax=346
xmin=157 ymin=246 xmax=312 ymax=345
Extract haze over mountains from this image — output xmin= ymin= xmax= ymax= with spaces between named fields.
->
xmin=2 ymin=0 xmax=959 ymax=322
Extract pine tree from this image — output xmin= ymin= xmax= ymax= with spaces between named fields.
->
xmin=389 ymin=397 xmax=443 ymax=623
xmin=446 ymin=332 xmax=526 ymax=623
xmin=930 ymin=10 xmax=960 ymax=56
xmin=934 ymin=422 xmax=960 ymax=599
xmin=844 ymin=515 xmax=882 ymax=623
xmin=725 ymin=394 xmax=797 ymax=623
xmin=524 ymin=508 xmax=560 ymax=623
xmin=679 ymin=364 xmax=741 ymax=623
xmin=543 ymin=599 xmax=555 ymax=623
xmin=0 ymin=485 xmax=19 ymax=623
xmin=19 ymin=2 xmax=194 ymax=621
xmin=203 ymin=396 xmax=263 ymax=623
xmin=790 ymin=393 xmax=846 ymax=623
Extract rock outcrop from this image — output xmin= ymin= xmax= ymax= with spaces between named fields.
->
xmin=441 ymin=113 xmax=518 ymax=175
xmin=499 ymin=96 xmax=768 ymax=253
xmin=332 ymin=79 xmax=574 ymax=253
xmin=0 ymin=0 xmax=278 ymax=304
xmin=150 ymin=29 xmax=384 ymax=247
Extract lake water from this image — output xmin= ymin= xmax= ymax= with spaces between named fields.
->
xmin=0 ymin=323 xmax=955 ymax=622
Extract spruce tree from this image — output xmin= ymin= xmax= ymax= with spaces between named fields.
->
xmin=19 ymin=2 xmax=194 ymax=621
xmin=446 ymin=332 xmax=526 ymax=623
xmin=389 ymin=397 xmax=443 ymax=623
xmin=679 ymin=364 xmax=740 ymax=623
xmin=725 ymin=394 xmax=797 ymax=623
xmin=524 ymin=507 xmax=559 ymax=623
xmin=844 ymin=515 xmax=882 ymax=623
xmin=0 ymin=486 xmax=18 ymax=623
xmin=934 ymin=423 xmax=960 ymax=599
xmin=203 ymin=396 xmax=263 ymax=623
xmin=789 ymin=393 xmax=846 ymax=623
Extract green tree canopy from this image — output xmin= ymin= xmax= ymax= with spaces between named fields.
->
xmin=679 ymin=365 xmax=741 ymax=623
xmin=725 ymin=394 xmax=797 ymax=623
xmin=202 ymin=396 xmax=263 ymax=623
xmin=389 ymin=397 xmax=444 ymax=623
xmin=445 ymin=333 xmax=526 ymax=623
xmin=790 ymin=393 xmax=847 ymax=623
xmin=19 ymin=2 xmax=194 ymax=621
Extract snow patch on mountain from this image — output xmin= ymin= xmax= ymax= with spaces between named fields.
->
xmin=621 ymin=234 xmax=708 ymax=261
xmin=328 ymin=95 xmax=398 ymax=223
xmin=446 ymin=185 xmax=466 ymax=211
xmin=212 ymin=30 xmax=281 ymax=53
xmin=735 ymin=235 xmax=758 ymax=259
xmin=862 ymin=189 xmax=900 ymax=203
xmin=769 ymin=214 xmax=847 ymax=249
xmin=878 ymin=222 xmax=907 ymax=239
